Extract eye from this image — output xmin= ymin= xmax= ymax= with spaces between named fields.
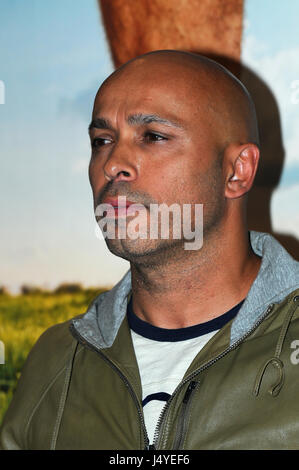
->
xmin=91 ymin=137 xmax=112 ymax=149
xmin=144 ymin=132 xmax=167 ymax=143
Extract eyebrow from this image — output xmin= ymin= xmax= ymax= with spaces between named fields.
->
xmin=127 ymin=113 xmax=183 ymax=128
xmin=88 ymin=117 xmax=113 ymax=132
xmin=88 ymin=113 xmax=183 ymax=132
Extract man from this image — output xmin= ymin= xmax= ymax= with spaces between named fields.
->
xmin=1 ymin=50 xmax=299 ymax=450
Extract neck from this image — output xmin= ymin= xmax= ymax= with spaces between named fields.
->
xmin=130 ymin=223 xmax=261 ymax=329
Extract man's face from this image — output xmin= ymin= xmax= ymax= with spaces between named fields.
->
xmin=88 ymin=59 xmax=225 ymax=264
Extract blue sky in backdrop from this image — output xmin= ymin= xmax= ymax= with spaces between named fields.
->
xmin=243 ymin=0 xmax=299 ymax=238
xmin=0 ymin=0 xmax=299 ymax=292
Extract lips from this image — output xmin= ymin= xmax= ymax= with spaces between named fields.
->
xmin=102 ymin=197 xmax=135 ymax=208
xmin=101 ymin=196 xmax=142 ymax=218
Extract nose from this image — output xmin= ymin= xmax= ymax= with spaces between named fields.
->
xmin=103 ymin=142 xmax=138 ymax=183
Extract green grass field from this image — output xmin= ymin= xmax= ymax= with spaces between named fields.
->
xmin=0 ymin=286 xmax=108 ymax=425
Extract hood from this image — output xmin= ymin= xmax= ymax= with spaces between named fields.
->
xmin=70 ymin=231 xmax=299 ymax=349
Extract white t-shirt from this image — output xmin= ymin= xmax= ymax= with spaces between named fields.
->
xmin=127 ymin=298 xmax=244 ymax=445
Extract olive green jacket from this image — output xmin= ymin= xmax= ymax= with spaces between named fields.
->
xmin=1 ymin=232 xmax=299 ymax=450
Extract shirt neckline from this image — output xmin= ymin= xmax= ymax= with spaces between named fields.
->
xmin=127 ymin=297 xmax=245 ymax=342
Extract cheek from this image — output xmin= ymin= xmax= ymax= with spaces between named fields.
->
xmin=88 ymin=161 xmax=94 ymax=186
xmin=182 ymin=162 xmax=223 ymax=205
xmin=88 ymin=159 xmax=104 ymax=193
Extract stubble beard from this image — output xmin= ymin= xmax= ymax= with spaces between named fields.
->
xmin=104 ymin=197 xmax=224 ymax=269
xmin=104 ymin=217 xmax=186 ymax=268
xmin=100 ymin=156 xmax=225 ymax=269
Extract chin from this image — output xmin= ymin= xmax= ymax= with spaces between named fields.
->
xmin=105 ymin=237 xmax=160 ymax=259
xmin=104 ymin=237 xmax=184 ymax=265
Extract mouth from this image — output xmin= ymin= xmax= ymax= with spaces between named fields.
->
xmin=100 ymin=196 xmax=144 ymax=218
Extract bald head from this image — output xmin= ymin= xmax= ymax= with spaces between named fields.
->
xmin=97 ymin=50 xmax=259 ymax=152
xmin=89 ymin=49 xmax=261 ymax=263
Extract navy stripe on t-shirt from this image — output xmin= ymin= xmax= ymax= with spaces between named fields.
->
xmin=127 ymin=296 xmax=244 ymax=342
xmin=142 ymin=392 xmax=171 ymax=407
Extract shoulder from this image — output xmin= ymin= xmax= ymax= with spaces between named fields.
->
xmin=0 ymin=317 xmax=80 ymax=449
xmin=23 ymin=316 xmax=80 ymax=375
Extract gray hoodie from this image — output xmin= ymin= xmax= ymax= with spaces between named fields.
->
xmin=71 ymin=231 xmax=299 ymax=348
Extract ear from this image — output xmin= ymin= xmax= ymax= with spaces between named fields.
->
xmin=225 ymin=143 xmax=260 ymax=199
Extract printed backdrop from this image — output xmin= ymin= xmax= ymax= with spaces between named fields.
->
xmin=0 ymin=0 xmax=298 ymax=293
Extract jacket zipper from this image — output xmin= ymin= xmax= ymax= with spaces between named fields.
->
xmin=171 ymin=380 xmax=199 ymax=450
xmin=69 ymin=324 xmax=150 ymax=449
xmin=151 ymin=303 xmax=275 ymax=450
xmin=70 ymin=302 xmax=274 ymax=450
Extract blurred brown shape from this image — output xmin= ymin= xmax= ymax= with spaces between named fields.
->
xmin=0 ymin=286 xmax=9 ymax=296
xmin=54 ymin=283 xmax=83 ymax=294
xmin=21 ymin=285 xmax=44 ymax=295
xmin=99 ymin=0 xmax=244 ymax=68
xmin=97 ymin=0 xmax=299 ymax=260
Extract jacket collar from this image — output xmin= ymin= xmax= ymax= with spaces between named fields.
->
xmin=71 ymin=231 xmax=299 ymax=349
xmin=230 ymin=231 xmax=299 ymax=343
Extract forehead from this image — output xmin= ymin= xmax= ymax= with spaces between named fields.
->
xmin=93 ymin=61 xmax=208 ymax=122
